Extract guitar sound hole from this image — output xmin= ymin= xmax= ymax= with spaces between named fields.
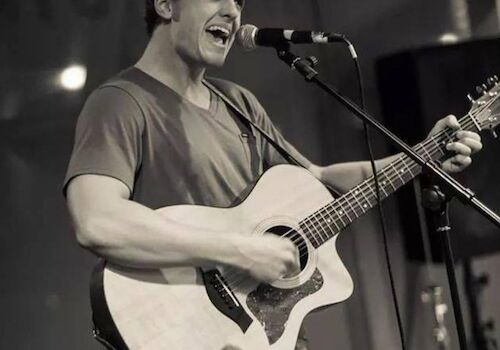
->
xmin=266 ymin=226 xmax=309 ymax=278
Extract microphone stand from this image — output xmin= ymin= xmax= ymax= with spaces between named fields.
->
xmin=273 ymin=43 xmax=500 ymax=350
xmin=421 ymin=184 xmax=466 ymax=350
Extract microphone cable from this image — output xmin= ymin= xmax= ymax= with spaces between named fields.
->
xmin=339 ymin=36 xmax=408 ymax=350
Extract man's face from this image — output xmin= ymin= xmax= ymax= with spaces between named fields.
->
xmin=169 ymin=0 xmax=244 ymax=68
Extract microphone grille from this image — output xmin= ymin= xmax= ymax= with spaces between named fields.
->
xmin=236 ymin=24 xmax=258 ymax=51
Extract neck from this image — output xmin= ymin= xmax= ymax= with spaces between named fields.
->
xmin=300 ymin=111 xmax=481 ymax=248
xmin=135 ymin=28 xmax=210 ymax=109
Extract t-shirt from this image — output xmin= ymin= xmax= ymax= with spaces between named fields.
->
xmin=64 ymin=67 xmax=311 ymax=209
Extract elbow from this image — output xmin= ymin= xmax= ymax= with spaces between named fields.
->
xmin=73 ymin=216 xmax=104 ymax=251
xmin=308 ymin=164 xmax=324 ymax=182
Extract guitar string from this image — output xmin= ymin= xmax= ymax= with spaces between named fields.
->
xmin=220 ymin=116 xmax=476 ymax=292
xmin=218 ymin=98 xmax=496 ymax=293
xmin=297 ymin=114 xmax=475 ymax=248
xmin=220 ymin=130 xmax=453 ymax=291
xmin=219 ymin=121 xmax=466 ymax=291
xmin=296 ymin=103 xmax=493 ymax=244
xmin=219 ymin=115 xmax=480 ymax=292
xmin=308 ymin=104 xmax=498 ymax=238
xmin=296 ymin=94 xmax=497 ymax=249
xmin=296 ymin=115 xmax=476 ymax=245
xmin=289 ymin=93 xmax=496 ymax=248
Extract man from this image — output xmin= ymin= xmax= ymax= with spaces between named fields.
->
xmin=64 ymin=0 xmax=482 ymax=349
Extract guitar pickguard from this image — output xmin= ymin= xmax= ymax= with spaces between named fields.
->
xmin=246 ymin=269 xmax=324 ymax=345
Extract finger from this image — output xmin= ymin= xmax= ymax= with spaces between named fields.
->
xmin=446 ymin=142 xmax=471 ymax=156
xmin=442 ymin=154 xmax=472 ymax=172
xmin=456 ymin=130 xmax=481 ymax=141
xmin=442 ymin=158 xmax=468 ymax=173
xmin=452 ymin=154 xmax=472 ymax=167
xmin=282 ymin=240 xmax=297 ymax=254
xmin=457 ymin=138 xmax=483 ymax=154
xmin=284 ymin=251 xmax=300 ymax=271
xmin=443 ymin=115 xmax=461 ymax=130
xmin=285 ymin=249 xmax=299 ymax=265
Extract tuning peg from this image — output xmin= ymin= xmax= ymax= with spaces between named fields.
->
xmin=492 ymin=129 xmax=498 ymax=139
xmin=467 ymin=93 xmax=475 ymax=103
xmin=493 ymin=75 xmax=499 ymax=83
xmin=476 ymin=85 xmax=485 ymax=95
xmin=487 ymin=77 xmax=496 ymax=87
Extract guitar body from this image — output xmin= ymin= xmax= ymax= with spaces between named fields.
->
xmin=91 ymin=165 xmax=354 ymax=350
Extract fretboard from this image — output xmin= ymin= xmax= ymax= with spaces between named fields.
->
xmin=300 ymin=112 xmax=481 ymax=248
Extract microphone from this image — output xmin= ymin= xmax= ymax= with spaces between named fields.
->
xmin=237 ymin=24 xmax=346 ymax=51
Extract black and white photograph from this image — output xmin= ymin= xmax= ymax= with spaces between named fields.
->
xmin=1 ymin=1 xmax=500 ymax=349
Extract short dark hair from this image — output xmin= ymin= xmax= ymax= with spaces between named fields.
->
xmin=144 ymin=0 xmax=162 ymax=36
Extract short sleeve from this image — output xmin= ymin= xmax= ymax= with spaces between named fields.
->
xmin=63 ymin=86 xmax=144 ymax=195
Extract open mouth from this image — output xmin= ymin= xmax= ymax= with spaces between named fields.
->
xmin=206 ymin=25 xmax=231 ymax=46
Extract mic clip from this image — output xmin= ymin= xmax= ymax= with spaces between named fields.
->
xmin=276 ymin=46 xmax=319 ymax=81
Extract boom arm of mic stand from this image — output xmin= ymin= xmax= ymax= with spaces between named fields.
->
xmin=275 ymin=47 xmax=500 ymax=229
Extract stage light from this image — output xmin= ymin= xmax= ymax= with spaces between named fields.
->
xmin=438 ymin=33 xmax=459 ymax=44
xmin=60 ymin=65 xmax=87 ymax=91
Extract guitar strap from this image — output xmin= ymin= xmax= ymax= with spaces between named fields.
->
xmin=203 ymin=79 xmax=309 ymax=170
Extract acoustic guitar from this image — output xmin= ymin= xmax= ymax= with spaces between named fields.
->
xmin=90 ymin=79 xmax=500 ymax=349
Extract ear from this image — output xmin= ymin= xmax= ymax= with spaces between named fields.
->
xmin=154 ymin=0 xmax=174 ymax=21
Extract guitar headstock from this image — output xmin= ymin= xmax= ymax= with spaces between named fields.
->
xmin=468 ymin=76 xmax=500 ymax=137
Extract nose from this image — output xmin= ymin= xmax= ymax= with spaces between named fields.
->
xmin=221 ymin=0 xmax=241 ymax=19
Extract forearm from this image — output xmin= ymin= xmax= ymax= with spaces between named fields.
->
xmin=313 ymin=154 xmax=401 ymax=193
xmin=71 ymin=198 xmax=247 ymax=270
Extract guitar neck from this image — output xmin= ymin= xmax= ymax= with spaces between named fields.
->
xmin=301 ymin=113 xmax=481 ymax=248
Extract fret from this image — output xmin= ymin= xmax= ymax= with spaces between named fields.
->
xmin=403 ymin=158 xmax=415 ymax=177
xmin=365 ymin=180 xmax=377 ymax=200
xmin=420 ymin=143 xmax=433 ymax=161
xmin=352 ymin=189 xmax=367 ymax=213
xmin=301 ymin=219 xmax=320 ymax=247
xmin=345 ymin=194 xmax=361 ymax=216
xmin=357 ymin=187 xmax=372 ymax=211
xmin=390 ymin=163 xmax=405 ymax=184
xmin=378 ymin=180 xmax=389 ymax=198
xmin=325 ymin=208 xmax=341 ymax=232
xmin=431 ymin=137 xmax=446 ymax=156
xmin=312 ymin=214 xmax=329 ymax=243
xmin=341 ymin=204 xmax=354 ymax=222
xmin=333 ymin=206 xmax=349 ymax=225
xmin=316 ymin=210 xmax=332 ymax=242
xmin=381 ymin=169 xmax=397 ymax=191
xmin=443 ymin=129 xmax=453 ymax=143
xmin=399 ymin=164 xmax=412 ymax=183
xmin=300 ymin=103 xmax=492 ymax=251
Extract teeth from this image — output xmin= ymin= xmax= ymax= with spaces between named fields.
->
xmin=207 ymin=25 xmax=230 ymax=37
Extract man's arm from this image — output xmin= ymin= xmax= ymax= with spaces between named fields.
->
xmin=66 ymin=174 xmax=299 ymax=282
xmin=308 ymin=115 xmax=483 ymax=192
xmin=308 ymin=156 xmax=398 ymax=194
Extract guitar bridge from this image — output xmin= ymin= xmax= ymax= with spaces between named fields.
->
xmin=202 ymin=269 xmax=253 ymax=333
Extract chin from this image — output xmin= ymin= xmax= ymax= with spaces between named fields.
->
xmin=203 ymin=54 xmax=228 ymax=68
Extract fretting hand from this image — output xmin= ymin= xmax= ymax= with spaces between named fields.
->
xmin=427 ymin=115 xmax=483 ymax=173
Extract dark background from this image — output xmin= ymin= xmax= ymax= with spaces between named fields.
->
xmin=1 ymin=1 xmax=499 ymax=349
